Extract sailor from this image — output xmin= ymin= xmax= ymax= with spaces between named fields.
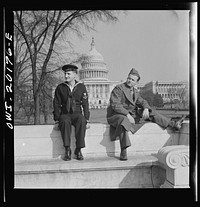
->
xmin=53 ymin=64 xmax=90 ymax=161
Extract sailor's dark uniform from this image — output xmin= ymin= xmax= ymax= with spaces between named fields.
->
xmin=53 ymin=81 xmax=90 ymax=149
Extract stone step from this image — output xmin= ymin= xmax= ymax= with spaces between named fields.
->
xmin=14 ymin=153 xmax=165 ymax=188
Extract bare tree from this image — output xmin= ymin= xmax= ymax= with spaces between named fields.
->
xmin=167 ymin=87 xmax=177 ymax=109
xmin=14 ymin=10 xmax=121 ymax=124
xmin=177 ymin=83 xmax=189 ymax=109
xmin=167 ymin=83 xmax=189 ymax=109
xmin=14 ymin=23 xmax=33 ymax=120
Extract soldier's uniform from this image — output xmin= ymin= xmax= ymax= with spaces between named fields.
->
xmin=107 ymin=82 xmax=172 ymax=149
xmin=53 ymin=64 xmax=90 ymax=160
xmin=107 ymin=68 xmax=182 ymax=160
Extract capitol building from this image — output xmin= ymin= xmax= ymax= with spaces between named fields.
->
xmin=78 ymin=38 xmax=188 ymax=109
xmin=78 ymin=38 xmax=188 ymax=108
xmin=79 ymin=38 xmax=120 ymax=109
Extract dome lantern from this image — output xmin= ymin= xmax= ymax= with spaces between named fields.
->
xmin=90 ymin=37 xmax=95 ymax=51
xmin=86 ymin=37 xmax=104 ymax=62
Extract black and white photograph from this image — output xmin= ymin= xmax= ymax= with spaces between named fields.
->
xmin=3 ymin=2 xmax=197 ymax=202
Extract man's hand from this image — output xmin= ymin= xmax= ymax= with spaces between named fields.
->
xmin=54 ymin=121 xmax=59 ymax=131
xmin=127 ymin=113 xmax=135 ymax=124
xmin=86 ymin=123 xmax=90 ymax=129
xmin=86 ymin=120 xmax=90 ymax=129
xmin=142 ymin=108 xmax=149 ymax=120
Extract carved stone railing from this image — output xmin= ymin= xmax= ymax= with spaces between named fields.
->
xmin=157 ymin=145 xmax=189 ymax=188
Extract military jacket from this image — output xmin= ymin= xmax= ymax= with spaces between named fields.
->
xmin=107 ymin=82 xmax=151 ymax=119
xmin=53 ymin=81 xmax=90 ymax=121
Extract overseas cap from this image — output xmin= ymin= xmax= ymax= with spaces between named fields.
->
xmin=62 ymin=64 xmax=78 ymax=72
xmin=129 ymin=68 xmax=140 ymax=81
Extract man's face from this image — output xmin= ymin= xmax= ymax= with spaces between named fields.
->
xmin=64 ymin=71 xmax=76 ymax=82
xmin=126 ymin=74 xmax=139 ymax=88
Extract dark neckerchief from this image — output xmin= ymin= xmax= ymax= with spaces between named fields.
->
xmin=63 ymin=80 xmax=80 ymax=113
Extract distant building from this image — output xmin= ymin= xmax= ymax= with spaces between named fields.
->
xmin=135 ymin=83 xmax=145 ymax=92
xmin=141 ymin=80 xmax=189 ymax=103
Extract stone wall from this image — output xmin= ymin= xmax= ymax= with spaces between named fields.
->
xmin=14 ymin=122 xmax=181 ymax=160
xmin=14 ymin=121 xmax=189 ymax=188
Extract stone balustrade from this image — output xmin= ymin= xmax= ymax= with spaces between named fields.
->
xmin=157 ymin=120 xmax=189 ymax=188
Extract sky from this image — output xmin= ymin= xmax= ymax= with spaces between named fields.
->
xmin=71 ymin=10 xmax=190 ymax=84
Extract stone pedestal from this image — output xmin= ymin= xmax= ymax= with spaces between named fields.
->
xmin=157 ymin=145 xmax=189 ymax=188
xmin=178 ymin=121 xmax=189 ymax=145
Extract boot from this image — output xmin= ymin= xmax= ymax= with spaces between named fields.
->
xmin=74 ymin=148 xmax=84 ymax=160
xmin=169 ymin=115 xmax=187 ymax=131
xmin=120 ymin=148 xmax=127 ymax=161
xmin=63 ymin=146 xmax=71 ymax=161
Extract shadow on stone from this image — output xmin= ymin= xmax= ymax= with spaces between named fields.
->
xmin=100 ymin=126 xmax=118 ymax=158
xmin=118 ymin=163 xmax=166 ymax=188
xmin=50 ymin=127 xmax=64 ymax=159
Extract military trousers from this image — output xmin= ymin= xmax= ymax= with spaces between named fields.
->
xmin=107 ymin=109 xmax=171 ymax=149
xmin=58 ymin=112 xmax=87 ymax=149
xmin=107 ymin=114 xmax=132 ymax=149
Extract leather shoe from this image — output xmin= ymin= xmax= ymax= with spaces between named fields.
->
xmin=63 ymin=147 xmax=71 ymax=161
xmin=173 ymin=115 xmax=187 ymax=131
xmin=74 ymin=148 xmax=84 ymax=160
xmin=120 ymin=148 xmax=127 ymax=161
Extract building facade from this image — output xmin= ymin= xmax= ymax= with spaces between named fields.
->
xmin=79 ymin=38 xmax=119 ymax=109
xmin=141 ymin=80 xmax=189 ymax=103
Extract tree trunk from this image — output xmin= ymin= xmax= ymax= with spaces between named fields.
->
xmin=43 ymin=98 xmax=48 ymax=124
xmin=44 ymin=113 xmax=48 ymax=124
xmin=27 ymin=115 xmax=30 ymax=124
xmin=34 ymin=94 xmax=40 ymax=124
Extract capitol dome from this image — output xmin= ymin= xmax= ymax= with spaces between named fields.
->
xmin=78 ymin=38 xmax=119 ymax=109
xmin=80 ymin=38 xmax=109 ymax=81
xmin=86 ymin=37 xmax=104 ymax=62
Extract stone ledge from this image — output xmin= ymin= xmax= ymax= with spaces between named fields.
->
xmin=15 ymin=153 xmax=158 ymax=174
xmin=14 ymin=153 xmax=165 ymax=188
xmin=14 ymin=122 xmax=186 ymax=160
xmin=14 ymin=121 xmax=189 ymax=188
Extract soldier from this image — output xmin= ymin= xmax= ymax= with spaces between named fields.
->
xmin=53 ymin=64 xmax=90 ymax=161
xmin=107 ymin=68 xmax=186 ymax=161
